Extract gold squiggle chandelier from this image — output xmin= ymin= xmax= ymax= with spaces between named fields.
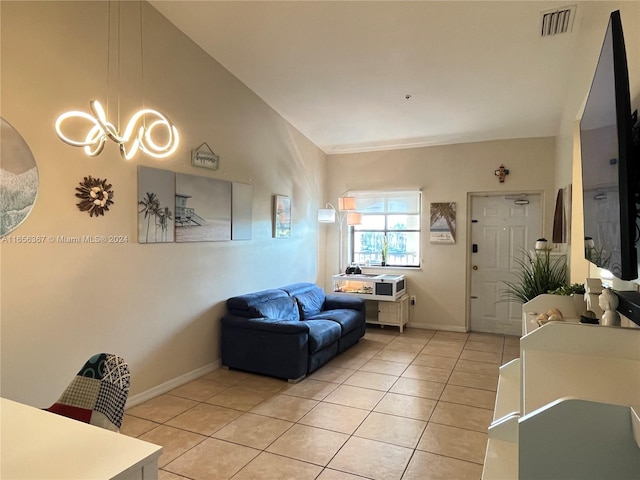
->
xmin=55 ymin=100 xmax=179 ymax=160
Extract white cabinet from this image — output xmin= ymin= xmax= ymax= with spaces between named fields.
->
xmin=367 ymin=294 xmax=409 ymax=332
xmin=483 ymin=295 xmax=640 ymax=480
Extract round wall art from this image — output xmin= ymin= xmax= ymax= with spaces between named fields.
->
xmin=0 ymin=117 xmax=39 ymax=237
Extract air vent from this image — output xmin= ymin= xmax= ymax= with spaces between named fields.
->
xmin=540 ymin=5 xmax=576 ymax=37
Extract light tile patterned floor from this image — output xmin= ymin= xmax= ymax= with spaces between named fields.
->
xmin=122 ymin=328 xmax=519 ymax=480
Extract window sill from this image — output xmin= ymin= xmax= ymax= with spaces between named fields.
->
xmin=360 ymin=265 xmax=422 ymax=272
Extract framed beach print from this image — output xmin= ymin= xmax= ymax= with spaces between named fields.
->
xmin=175 ymin=173 xmax=231 ymax=242
xmin=232 ymin=182 xmax=252 ymax=240
xmin=273 ymin=194 xmax=291 ymax=238
xmin=138 ymin=166 xmax=175 ymax=243
xmin=430 ymin=202 xmax=456 ymax=244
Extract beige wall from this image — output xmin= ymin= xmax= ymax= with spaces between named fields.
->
xmin=0 ymin=1 xmax=327 ymax=407
xmin=326 ymin=137 xmax=557 ymax=331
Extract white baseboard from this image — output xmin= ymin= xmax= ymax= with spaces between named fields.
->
xmin=407 ymin=321 xmax=468 ymax=333
xmin=126 ymin=360 xmax=220 ymax=409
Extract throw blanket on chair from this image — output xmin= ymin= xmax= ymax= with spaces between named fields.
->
xmin=46 ymin=353 xmax=131 ymax=431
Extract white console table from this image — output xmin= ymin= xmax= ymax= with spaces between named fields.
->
xmin=1 ymin=398 xmax=162 ymax=479
xmin=482 ymin=295 xmax=640 ymax=480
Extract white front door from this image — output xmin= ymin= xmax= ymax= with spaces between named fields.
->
xmin=470 ymin=194 xmax=542 ymax=335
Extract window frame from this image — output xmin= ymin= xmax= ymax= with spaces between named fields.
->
xmin=348 ymin=190 xmax=422 ymax=268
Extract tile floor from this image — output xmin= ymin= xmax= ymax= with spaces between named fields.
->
xmin=122 ymin=327 xmax=519 ymax=480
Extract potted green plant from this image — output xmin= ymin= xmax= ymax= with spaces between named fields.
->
xmin=548 ymin=282 xmax=587 ymax=315
xmin=547 ymin=283 xmax=585 ymax=296
xmin=380 ymin=235 xmax=389 ymax=266
xmin=500 ymin=249 xmax=568 ymax=303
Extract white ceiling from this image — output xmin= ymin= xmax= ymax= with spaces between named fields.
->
xmin=150 ymin=1 xmax=588 ymax=154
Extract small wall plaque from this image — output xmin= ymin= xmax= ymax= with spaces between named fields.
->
xmin=191 ymin=142 xmax=219 ymax=170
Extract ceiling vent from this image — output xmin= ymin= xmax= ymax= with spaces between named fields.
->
xmin=540 ymin=5 xmax=576 ymax=37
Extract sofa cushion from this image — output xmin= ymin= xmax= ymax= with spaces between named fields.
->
xmin=280 ymin=282 xmax=318 ymax=297
xmin=228 ymin=288 xmax=287 ymax=310
xmin=227 ymin=289 xmax=299 ymax=321
xmin=280 ymin=283 xmax=327 ymax=319
xmin=293 ymin=289 xmax=326 ymax=319
xmin=307 ymin=309 xmax=363 ymax=334
xmin=251 ymin=297 xmax=300 ymax=321
xmin=303 ymin=320 xmax=341 ymax=353
xmin=325 ymin=294 xmax=366 ymax=315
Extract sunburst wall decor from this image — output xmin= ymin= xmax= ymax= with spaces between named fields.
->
xmin=75 ymin=175 xmax=114 ymax=217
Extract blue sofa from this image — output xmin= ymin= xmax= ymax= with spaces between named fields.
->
xmin=221 ymin=282 xmax=366 ymax=382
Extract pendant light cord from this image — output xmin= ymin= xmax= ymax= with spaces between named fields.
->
xmin=117 ymin=0 xmax=121 ymax=132
xmin=139 ymin=0 xmax=145 ymax=126
xmin=106 ymin=1 xmax=110 ymax=119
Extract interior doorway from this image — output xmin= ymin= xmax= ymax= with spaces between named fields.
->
xmin=469 ymin=193 xmax=542 ymax=335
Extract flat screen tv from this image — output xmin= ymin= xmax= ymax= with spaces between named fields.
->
xmin=580 ymin=10 xmax=638 ymax=281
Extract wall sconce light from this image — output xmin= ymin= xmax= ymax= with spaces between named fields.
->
xmin=318 ymin=195 xmax=362 ymax=273
xmin=495 ymin=164 xmax=509 ymax=183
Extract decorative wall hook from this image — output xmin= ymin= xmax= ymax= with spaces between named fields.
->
xmin=495 ymin=164 xmax=509 ymax=183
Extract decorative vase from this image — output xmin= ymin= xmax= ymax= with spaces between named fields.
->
xmin=571 ymin=293 xmax=587 ymax=317
xmin=535 ymin=238 xmax=548 ymax=250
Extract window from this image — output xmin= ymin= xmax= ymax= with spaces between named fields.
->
xmin=349 ymin=191 xmax=421 ymax=267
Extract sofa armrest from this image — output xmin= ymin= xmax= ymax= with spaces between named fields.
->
xmin=221 ymin=314 xmax=309 ymax=381
xmin=324 ymin=294 xmax=366 ymax=315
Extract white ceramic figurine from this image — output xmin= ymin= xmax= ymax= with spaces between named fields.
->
xmin=598 ymin=288 xmax=621 ymax=327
